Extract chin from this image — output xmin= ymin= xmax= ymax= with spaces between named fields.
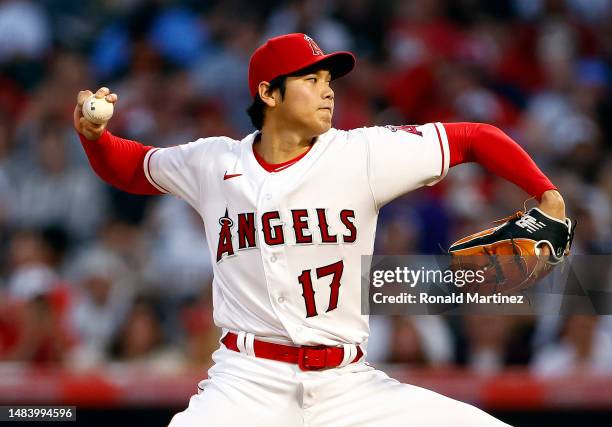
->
xmin=314 ymin=120 xmax=332 ymax=135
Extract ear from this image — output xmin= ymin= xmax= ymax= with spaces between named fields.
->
xmin=258 ymin=82 xmax=278 ymax=108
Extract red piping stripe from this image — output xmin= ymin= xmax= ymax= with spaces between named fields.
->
xmin=253 ymin=144 xmax=313 ymax=173
xmin=146 ymin=148 xmax=170 ymax=193
xmin=434 ymin=123 xmax=445 ymax=177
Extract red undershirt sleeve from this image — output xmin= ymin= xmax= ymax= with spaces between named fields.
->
xmin=78 ymin=130 xmax=163 ymax=195
xmin=443 ymin=122 xmax=556 ymax=201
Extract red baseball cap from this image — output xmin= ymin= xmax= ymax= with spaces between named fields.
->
xmin=248 ymin=33 xmax=356 ymax=98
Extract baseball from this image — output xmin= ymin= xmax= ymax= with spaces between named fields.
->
xmin=82 ymin=94 xmax=114 ymax=124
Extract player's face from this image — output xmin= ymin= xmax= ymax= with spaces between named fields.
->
xmin=277 ymin=69 xmax=335 ymax=136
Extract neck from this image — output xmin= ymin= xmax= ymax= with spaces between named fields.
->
xmin=255 ymin=122 xmax=316 ymax=164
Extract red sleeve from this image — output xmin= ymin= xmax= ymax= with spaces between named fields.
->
xmin=444 ymin=122 xmax=556 ymax=201
xmin=78 ymin=130 xmax=163 ymax=195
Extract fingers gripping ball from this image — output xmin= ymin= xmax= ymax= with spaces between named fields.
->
xmin=83 ymin=95 xmax=114 ymax=124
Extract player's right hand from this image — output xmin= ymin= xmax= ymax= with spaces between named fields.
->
xmin=73 ymin=87 xmax=118 ymax=141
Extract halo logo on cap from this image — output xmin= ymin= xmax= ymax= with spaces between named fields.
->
xmin=304 ymin=34 xmax=324 ymax=56
xmin=248 ymin=33 xmax=356 ymax=98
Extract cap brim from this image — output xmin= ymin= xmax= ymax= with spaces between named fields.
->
xmin=294 ymin=51 xmax=356 ymax=80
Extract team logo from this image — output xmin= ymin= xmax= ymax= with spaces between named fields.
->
xmin=216 ymin=208 xmax=235 ymax=261
xmin=215 ymin=207 xmax=357 ymax=262
xmin=515 ymin=214 xmax=546 ymax=234
xmin=385 ymin=125 xmax=423 ymax=137
xmin=304 ymin=35 xmax=324 ymax=56
xmin=223 ymin=171 xmax=242 ymax=180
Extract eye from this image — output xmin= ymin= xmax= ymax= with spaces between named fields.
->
xmin=306 ymin=76 xmax=317 ymax=82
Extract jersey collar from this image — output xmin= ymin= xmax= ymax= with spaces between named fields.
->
xmin=253 ymin=142 xmax=313 ymax=173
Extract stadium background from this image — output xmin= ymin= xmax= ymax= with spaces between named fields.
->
xmin=0 ymin=0 xmax=611 ymax=425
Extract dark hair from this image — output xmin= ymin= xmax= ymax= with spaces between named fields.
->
xmin=246 ymin=75 xmax=287 ymax=131
xmin=246 ymin=63 xmax=333 ymax=130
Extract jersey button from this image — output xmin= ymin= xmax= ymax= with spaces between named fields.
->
xmin=265 ymin=193 xmax=272 ymax=200
xmin=270 ymin=255 xmax=277 ymax=262
xmin=277 ymin=296 xmax=285 ymax=303
xmin=296 ymin=327 xmax=303 ymax=332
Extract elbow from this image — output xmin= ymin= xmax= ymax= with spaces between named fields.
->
xmin=475 ymin=123 xmax=503 ymax=139
xmin=89 ymin=163 xmax=132 ymax=192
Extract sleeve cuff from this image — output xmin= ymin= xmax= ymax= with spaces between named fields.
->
xmin=426 ymin=122 xmax=450 ymax=186
xmin=143 ymin=148 xmax=170 ymax=194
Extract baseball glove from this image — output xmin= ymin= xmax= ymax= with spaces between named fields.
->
xmin=449 ymin=207 xmax=576 ymax=293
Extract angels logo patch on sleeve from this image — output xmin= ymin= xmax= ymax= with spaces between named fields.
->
xmin=384 ymin=125 xmax=423 ymax=137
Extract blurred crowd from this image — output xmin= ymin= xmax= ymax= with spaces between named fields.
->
xmin=0 ymin=0 xmax=611 ymax=376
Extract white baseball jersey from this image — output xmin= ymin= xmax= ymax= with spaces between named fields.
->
xmin=143 ymin=123 xmax=449 ymax=347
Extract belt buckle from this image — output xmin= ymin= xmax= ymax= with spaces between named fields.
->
xmin=298 ymin=346 xmax=329 ymax=371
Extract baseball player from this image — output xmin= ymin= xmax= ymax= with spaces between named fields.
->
xmin=74 ymin=33 xmax=567 ymax=426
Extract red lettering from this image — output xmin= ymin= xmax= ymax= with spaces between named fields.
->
xmin=340 ymin=210 xmax=356 ymax=243
xmin=297 ymin=269 xmax=318 ymax=318
xmin=316 ymin=208 xmax=338 ymax=243
xmin=237 ymin=212 xmax=256 ymax=249
xmin=292 ymin=209 xmax=312 ymax=244
xmin=297 ymin=260 xmax=345 ymax=317
xmin=318 ymin=260 xmax=344 ymax=312
xmin=262 ymin=211 xmax=284 ymax=245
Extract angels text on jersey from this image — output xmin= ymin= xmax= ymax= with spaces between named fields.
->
xmin=216 ymin=207 xmax=357 ymax=262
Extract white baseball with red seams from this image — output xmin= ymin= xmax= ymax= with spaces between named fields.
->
xmin=82 ymin=95 xmax=114 ymax=124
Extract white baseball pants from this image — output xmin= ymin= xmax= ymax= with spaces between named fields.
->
xmin=168 ymin=346 xmax=512 ymax=427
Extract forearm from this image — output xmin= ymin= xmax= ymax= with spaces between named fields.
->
xmin=445 ymin=122 xmax=556 ymax=201
xmin=78 ymin=130 xmax=162 ymax=195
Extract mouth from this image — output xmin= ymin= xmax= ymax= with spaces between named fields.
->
xmin=319 ymin=107 xmax=332 ymax=113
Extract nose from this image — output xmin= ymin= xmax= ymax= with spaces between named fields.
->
xmin=323 ymin=85 xmax=334 ymax=101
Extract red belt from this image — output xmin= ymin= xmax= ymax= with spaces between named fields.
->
xmin=221 ymin=332 xmax=364 ymax=371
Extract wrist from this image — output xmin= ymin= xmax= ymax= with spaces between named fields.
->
xmin=79 ymin=128 xmax=107 ymax=142
xmin=538 ymin=190 xmax=565 ymax=220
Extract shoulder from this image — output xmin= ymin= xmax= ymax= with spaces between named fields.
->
xmin=315 ymin=127 xmax=388 ymax=150
xmin=185 ymin=134 xmax=243 ymax=151
xmin=317 ymin=127 xmax=369 ymax=145
xmin=320 ymin=126 xmax=394 ymax=148
xmin=344 ymin=123 xmax=445 ymax=143
xmin=161 ymin=133 xmax=250 ymax=159
xmin=329 ymin=126 xmax=402 ymax=142
xmin=205 ymin=132 xmax=257 ymax=154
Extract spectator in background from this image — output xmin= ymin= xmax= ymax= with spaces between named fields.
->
xmin=0 ymin=0 xmax=50 ymax=62
xmin=66 ymin=248 xmax=135 ymax=370
xmin=78 ymin=217 xmax=149 ymax=281
xmin=179 ymin=289 xmax=219 ymax=370
xmin=189 ymin=13 xmax=259 ymax=133
xmin=0 ymin=114 xmax=15 ymax=233
xmin=1 ymin=229 xmax=72 ymax=364
xmin=262 ymin=0 xmax=353 ymax=53
xmin=531 ymin=315 xmax=612 ymax=376
xmin=385 ymin=316 xmax=454 ymax=366
xmin=12 ymin=121 xmax=107 ymax=242
xmin=457 ymin=315 xmax=534 ymax=374
xmin=0 ymin=0 xmax=50 ymax=91
xmin=108 ymin=295 xmax=183 ymax=374
xmin=143 ymin=197 xmax=213 ymax=338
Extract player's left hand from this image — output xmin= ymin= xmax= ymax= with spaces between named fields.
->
xmin=449 ymin=192 xmax=575 ymax=293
